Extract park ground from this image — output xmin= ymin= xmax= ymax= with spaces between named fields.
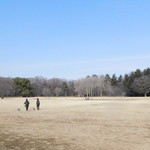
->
xmin=0 ymin=97 xmax=150 ymax=150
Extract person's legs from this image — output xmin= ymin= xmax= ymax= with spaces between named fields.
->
xmin=37 ymin=104 xmax=40 ymax=110
xmin=26 ymin=106 xmax=28 ymax=111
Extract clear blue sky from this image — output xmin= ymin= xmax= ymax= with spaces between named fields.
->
xmin=0 ymin=0 xmax=150 ymax=80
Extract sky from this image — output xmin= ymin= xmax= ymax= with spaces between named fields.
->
xmin=0 ymin=0 xmax=150 ymax=80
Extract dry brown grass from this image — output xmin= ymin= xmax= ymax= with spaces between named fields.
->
xmin=0 ymin=97 xmax=150 ymax=150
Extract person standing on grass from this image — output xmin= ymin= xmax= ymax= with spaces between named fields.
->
xmin=36 ymin=98 xmax=40 ymax=110
xmin=24 ymin=99 xmax=30 ymax=111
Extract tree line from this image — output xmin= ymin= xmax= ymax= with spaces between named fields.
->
xmin=0 ymin=68 xmax=150 ymax=97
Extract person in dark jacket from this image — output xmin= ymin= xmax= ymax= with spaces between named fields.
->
xmin=36 ymin=98 xmax=40 ymax=110
xmin=24 ymin=99 xmax=30 ymax=111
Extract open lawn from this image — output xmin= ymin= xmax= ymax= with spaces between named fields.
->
xmin=0 ymin=97 xmax=150 ymax=150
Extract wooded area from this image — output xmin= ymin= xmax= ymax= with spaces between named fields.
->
xmin=0 ymin=68 xmax=150 ymax=97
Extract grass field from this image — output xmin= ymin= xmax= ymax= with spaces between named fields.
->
xmin=0 ymin=97 xmax=150 ymax=150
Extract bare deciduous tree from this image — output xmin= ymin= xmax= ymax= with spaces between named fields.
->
xmin=0 ymin=77 xmax=15 ymax=97
xmin=132 ymin=75 xmax=150 ymax=96
xmin=54 ymin=87 xmax=62 ymax=96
